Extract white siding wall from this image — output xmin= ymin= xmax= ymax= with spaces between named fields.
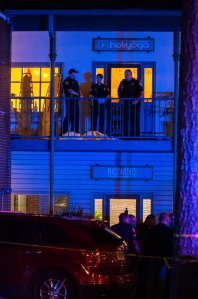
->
xmin=11 ymin=151 xmax=173 ymax=214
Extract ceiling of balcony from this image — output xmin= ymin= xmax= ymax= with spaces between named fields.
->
xmin=2 ymin=0 xmax=182 ymax=32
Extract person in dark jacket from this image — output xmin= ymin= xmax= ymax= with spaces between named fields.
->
xmin=89 ymin=74 xmax=110 ymax=134
xmin=110 ymin=212 xmax=140 ymax=254
xmin=63 ymin=68 xmax=82 ymax=134
xmin=148 ymin=212 xmax=172 ymax=257
xmin=117 ymin=69 xmax=143 ymax=137
xmin=146 ymin=212 xmax=173 ymax=299
xmin=136 ymin=214 xmax=157 ymax=254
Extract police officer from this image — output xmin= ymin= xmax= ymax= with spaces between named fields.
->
xmin=118 ymin=69 xmax=143 ymax=137
xmin=89 ymin=74 xmax=110 ymax=134
xmin=63 ymin=68 xmax=81 ymax=134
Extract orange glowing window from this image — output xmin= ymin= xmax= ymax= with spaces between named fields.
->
xmin=144 ymin=68 xmax=153 ymax=102
xmin=11 ymin=67 xmax=60 ymax=111
xmin=111 ymin=68 xmax=138 ymax=101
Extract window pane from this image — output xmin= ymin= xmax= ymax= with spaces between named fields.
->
xmin=77 ymin=222 xmax=122 ymax=245
xmin=23 ymin=68 xmax=33 ymax=76
xmin=94 ymin=198 xmax=103 ymax=220
xmin=41 ymin=83 xmax=50 ymax=97
xmin=32 ymin=83 xmax=40 ymax=97
xmin=41 ymin=68 xmax=50 ymax=82
xmin=11 ymin=83 xmax=21 ymax=97
xmin=11 ymin=68 xmax=22 ymax=82
xmin=38 ymin=222 xmax=73 ymax=246
xmin=144 ymin=68 xmax=153 ymax=101
xmin=142 ymin=198 xmax=151 ymax=222
xmin=31 ymin=68 xmax=41 ymax=81
xmin=20 ymin=72 xmax=33 ymax=97
xmin=110 ymin=198 xmax=136 ymax=226
xmin=54 ymin=195 xmax=69 ymax=215
xmin=0 ymin=219 xmax=34 ymax=244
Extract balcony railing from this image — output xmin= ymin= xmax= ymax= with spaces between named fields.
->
xmin=10 ymin=97 xmax=174 ymax=140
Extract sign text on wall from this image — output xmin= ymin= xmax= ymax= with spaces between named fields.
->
xmin=91 ymin=165 xmax=153 ymax=180
xmin=92 ymin=38 xmax=154 ymax=52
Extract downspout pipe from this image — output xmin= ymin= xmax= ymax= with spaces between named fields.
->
xmin=48 ymin=15 xmax=56 ymax=216
xmin=173 ymin=31 xmax=180 ymax=213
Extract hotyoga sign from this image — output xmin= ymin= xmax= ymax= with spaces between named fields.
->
xmin=92 ymin=38 xmax=154 ymax=52
xmin=91 ymin=165 xmax=153 ymax=180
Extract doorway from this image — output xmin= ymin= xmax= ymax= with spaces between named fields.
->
xmin=108 ymin=63 xmax=141 ymax=99
xmin=94 ymin=194 xmax=152 ymax=226
xmin=93 ymin=61 xmax=155 ymax=99
xmin=93 ymin=62 xmax=155 ymax=136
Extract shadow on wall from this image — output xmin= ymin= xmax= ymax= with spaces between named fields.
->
xmin=80 ymin=72 xmax=92 ymax=97
xmin=80 ymin=72 xmax=93 ymax=132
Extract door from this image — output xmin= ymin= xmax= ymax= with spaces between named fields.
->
xmin=108 ymin=196 xmax=138 ymax=226
xmin=94 ymin=195 xmax=139 ymax=226
xmin=107 ymin=63 xmax=141 ymax=99
xmin=93 ymin=62 xmax=154 ymax=99
xmin=94 ymin=194 xmax=153 ymax=225
xmin=94 ymin=62 xmax=155 ymax=136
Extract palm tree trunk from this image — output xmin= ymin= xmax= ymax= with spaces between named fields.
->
xmin=170 ymin=1 xmax=198 ymax=298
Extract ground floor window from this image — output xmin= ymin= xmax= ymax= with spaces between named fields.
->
xmin=11 ymin=194 xmax=68 ymax=215
xmin=94 ymin=194 xmax=152 ymax=225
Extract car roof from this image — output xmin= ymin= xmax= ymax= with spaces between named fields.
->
xmin=0 ymin=212 xmax=124 ymax=250
xmin=0 ymin=211 xmax=93 ymax=223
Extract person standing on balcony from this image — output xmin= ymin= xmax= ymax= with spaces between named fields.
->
xmin=63 ymin=68 xmax=82 ymax=134
xmin=88 ymin=74 xmax=111 ymax=135
xmin=117 ymin=69 xmax=143 ymax=137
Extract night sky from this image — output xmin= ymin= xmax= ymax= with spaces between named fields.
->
xmin=1 ymin=0 xmax=182 ymax=11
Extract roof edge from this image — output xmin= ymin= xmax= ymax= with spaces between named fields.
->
xmin=4 ymin=9 xmax=182 ymax=17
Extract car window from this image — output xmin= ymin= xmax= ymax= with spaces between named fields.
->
xmin=76 ymin=222 xmax=122 ymax=245
xmin=35 ymin=221 xmax=73 ymax=246
xmin=0 ymin=218 xmax=35 ymax=244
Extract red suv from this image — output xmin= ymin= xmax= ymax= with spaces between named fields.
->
xmin=0 ymin=212 xmax=136 ymax=299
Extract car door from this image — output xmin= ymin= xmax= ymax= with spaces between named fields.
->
xmin=0 ymin=217 xmax=38 ymax=295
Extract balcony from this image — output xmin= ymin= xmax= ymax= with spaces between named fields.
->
xmin=10 ymin=97 xmax=174 ymax=140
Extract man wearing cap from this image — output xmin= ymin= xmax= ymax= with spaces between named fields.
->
xmin=63 ymin=68 xmax=81 ymax=134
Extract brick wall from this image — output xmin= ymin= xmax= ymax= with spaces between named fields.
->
xmin=0 ymin=16 xmax=11 ymax=210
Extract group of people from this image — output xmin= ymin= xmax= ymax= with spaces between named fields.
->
xmin=110 ymin=211 xmax=173 ymax=299
xmin=110 ymin=211 xmax=173 ymax=256
xmin=62 ymin=68 xmax=143 ymax=136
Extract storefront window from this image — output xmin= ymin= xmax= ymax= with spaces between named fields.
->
xmin=94 ymin=198 xmax=103 ymax=220
xmin=110 ymin=198 xmax=136 ymax=226
xmin=94 ymin=195 xmax=153 ymax=225
xmin=142 ymin=198 xmax=152 ymax=221
xmin=11 ymin=194 xmax=68 ymax=214
xmin=11 ymin=66 xmax=60 ymax=111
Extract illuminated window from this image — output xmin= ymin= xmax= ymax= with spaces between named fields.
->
xmin=144 ymin=68 xmax=153 ymax=102
xmin=94 ymin=198 xmax=103 ymax=220
xmin=111 ymin=68 xmax=138 ymax=100
xmin=95 ymin=68 xmax=105 ymax=79
xmin=11 ymin=66 xmax=60 ymax=111
xmin=11 ymin=194 xmax=68 ymax=214
xmin=110 ymin=198 xmax=136 ymax=226
xmin=142 ymin=198 xmax=152 ymax=222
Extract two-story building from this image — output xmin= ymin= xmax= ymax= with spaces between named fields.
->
xmin=2 ymin=7 xmax=181 ymax=225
